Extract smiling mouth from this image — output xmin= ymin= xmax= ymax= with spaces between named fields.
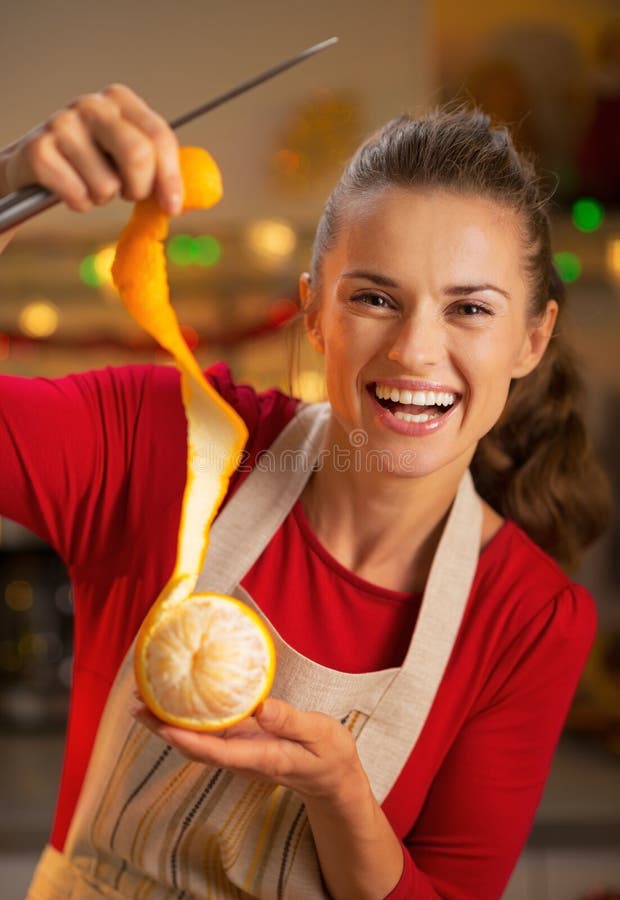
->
xmin=370 ymin=383 xmax=460 ymax=423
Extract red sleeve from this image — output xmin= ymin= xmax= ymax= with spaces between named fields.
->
xmin=0 ymin=362 xmax=298 ymax=565
xmin=386 ymin=586 xmax=596 ymax=900
xmin=0 ymin=366 xmax=151 ymax=563
xmin=383 ymin=844 xmax=439 ymax=900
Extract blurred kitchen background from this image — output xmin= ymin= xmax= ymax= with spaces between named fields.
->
xmin=0 ymin=1 xmax=619 ymax=897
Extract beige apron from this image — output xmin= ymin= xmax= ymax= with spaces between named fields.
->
xmin=27 ymin=402 xmax=482 ymax=899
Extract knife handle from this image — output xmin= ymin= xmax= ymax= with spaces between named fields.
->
xmin=0 ymin=185 xmax=59 ymax=233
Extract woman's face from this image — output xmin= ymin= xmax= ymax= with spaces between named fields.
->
xmin=302 ymin=187 xmax=557 ymax=480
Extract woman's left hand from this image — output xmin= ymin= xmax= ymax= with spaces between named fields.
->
xmin=133 ymin=697 xmax=406 ymax=900
xmin=133 ymin=697 xmax=363 ymax=807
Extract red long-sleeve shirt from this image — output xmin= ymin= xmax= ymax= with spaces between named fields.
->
xmin=0 ymin=362 xmax=596 ymax=899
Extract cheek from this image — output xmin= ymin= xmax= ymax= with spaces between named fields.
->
xmin=456 ymin=331 xmax=518 ymax=413
xmin=323 ymin=336 xmax=356 ymax=396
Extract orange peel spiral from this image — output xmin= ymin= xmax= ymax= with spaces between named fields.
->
xmin=112 ymin=147 xmax=275 ymax=731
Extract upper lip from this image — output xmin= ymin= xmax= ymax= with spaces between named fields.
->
xmin=369 ymin=378 xmax=462 ymax=396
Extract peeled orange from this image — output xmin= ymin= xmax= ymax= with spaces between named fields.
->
xmin=112 ymin=147 xmax=276 ymax=731
xmin=135 ymin=594 xmax=275 ymax=731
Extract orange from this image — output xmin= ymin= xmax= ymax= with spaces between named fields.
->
xmin=112 ymin=147 xmax=276 ymax=732
xmin=135 ymin=593 xmax=275 ymax=731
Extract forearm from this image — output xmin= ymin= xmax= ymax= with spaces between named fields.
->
xmin=303 ymin=773 xmax=404 ymax=900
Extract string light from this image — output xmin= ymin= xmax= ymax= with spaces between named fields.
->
xmin=167 ymin=234 xmax=221 ymax=267
xmin=292 ymin=370 xmax=325 ymax=402
xmin=18 ymin=299 xmax=60 ymax=338
xmin=606 ymin=238 xmax=620 ymax=285
xmin=5 ymin=579 xmax=34 ymax=612
xmin=167 ymin=235 xmax=196 ymax=266
xmin=554 ymin=251 xmax=582 ymax=283
xmin=572 ymin=198 xmax=605 ymax=233
xmin=93 ymin=245 xmax=117 ymax=285
xmin=79 ymin=245 xmax=117 ymax=288
xmin=79 ymin=254 xmax=101 ymax=287
xmin=246 ymin=220 xmax=297 ymax=266
xmin=194 ymin=235 xmax=221 ymax=267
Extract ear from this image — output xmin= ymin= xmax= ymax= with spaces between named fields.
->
xmin=299 ymin=272 xmax=324 ymax=354
xmin=511 ymin=300 xmax=559 ymax=379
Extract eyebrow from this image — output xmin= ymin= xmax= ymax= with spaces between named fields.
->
xmin=341 ymin=270 xmax=510 ymax=300
xmin=443 ymin=283 xmax=511 ymax=300
xmin=340 ymin=269 xmax=400 ymax=287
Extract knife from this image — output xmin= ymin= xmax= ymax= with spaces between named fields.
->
xmin=0 ymin=36 xmax=338 ymax=234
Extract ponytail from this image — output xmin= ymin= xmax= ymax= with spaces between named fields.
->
xmin=472 ymin=277 xmax=611 ymax=570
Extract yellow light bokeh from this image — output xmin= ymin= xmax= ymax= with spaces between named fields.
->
xmin=5 ymin=580 xmax=34 ymax=612
xmin=246 ymin=219 xmax=297 ymax=265
xmin=94 ymin=244 xmax=117 ymax=285
xmin=18 ymin=300 xmax=60 ymax=338
xmin=606 ymin=238 xmax=620 ymax=284
xmin=292 ymin=369 xmax=326 ymax=403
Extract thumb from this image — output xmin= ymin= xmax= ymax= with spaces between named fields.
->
xmin=256 ymin=698 xmax=311 ymax=742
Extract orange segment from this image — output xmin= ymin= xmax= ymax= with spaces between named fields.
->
xmin=112 ymin=147 xmax=274 ymax=732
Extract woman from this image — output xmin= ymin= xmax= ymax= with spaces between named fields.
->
xmin=0 ymin=86 xmax=610 ymax=899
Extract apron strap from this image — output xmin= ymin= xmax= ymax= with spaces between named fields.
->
xmin=355 ymin=469 xmax=482 ymax=802
xmin=195 ymin=402 xmax=331 ymax=596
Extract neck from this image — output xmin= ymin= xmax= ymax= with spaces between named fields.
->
xmin=300 ymin=417 xmax=473 ymax=593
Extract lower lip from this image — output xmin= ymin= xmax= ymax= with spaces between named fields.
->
xmin=367 ymin=388 xmax=461 ymax=436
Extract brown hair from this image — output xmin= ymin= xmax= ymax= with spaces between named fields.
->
xmin=304 ymin=106 xmax=611 ymax=570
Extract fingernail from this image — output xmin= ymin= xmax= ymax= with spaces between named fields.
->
xmin=258 ymin=699 xmax=275 ymax=723
xmin=167 ymin=192 xmax=182 ymax=216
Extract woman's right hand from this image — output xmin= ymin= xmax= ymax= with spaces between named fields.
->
xmin=0 ymin=84 xmax=183 ymax=217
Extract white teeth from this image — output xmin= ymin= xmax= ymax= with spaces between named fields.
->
xmin=374 ymin=384 xmax=456 ymax=406
xmin=394 ymin=411 xmax=436 ymax=423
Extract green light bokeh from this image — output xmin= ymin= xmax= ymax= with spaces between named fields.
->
xmin=79 ymin=255 xmax=102 ymax=287
xmin=167 ymin=234 xmax=221 ymax=267
xmin=554 ymin=251 xmax=582 ymax=283
xmin=195 ymin=235 xmax=221 ymax=267
xmin=167 ymin=235 xmax=198 ymax=266
xmin=572 ymin=197 xmax=604 ymax=233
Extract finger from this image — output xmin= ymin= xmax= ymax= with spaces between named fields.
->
xmin=70 ymin=94 xmax=157 ymax=206
xmin=256 ymin=699 xmax=333 ymax=749
xmin=49 ymin=109 xmax=121 ymax=206
xmin=89 ymin=117 xmax=156 ymax=204
xmin=7 ymin=132 xmax=93 ymax=212
xmin=133 ymin=705 xmax=296 ymax=774
xmin=101 ymin=84 xmax=183 ymax=215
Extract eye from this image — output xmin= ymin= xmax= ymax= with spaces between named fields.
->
xmin=454 ymin=301 xmax=493 ymax=317
xmin=351 ymin=292 xmax=394 ymax=310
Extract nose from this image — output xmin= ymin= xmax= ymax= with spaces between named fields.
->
xmin=387 ymin=309 xmax=443 ymax=368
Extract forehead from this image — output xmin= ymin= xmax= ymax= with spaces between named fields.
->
xmin=324 ymin=187 xmax=525 ymax=288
